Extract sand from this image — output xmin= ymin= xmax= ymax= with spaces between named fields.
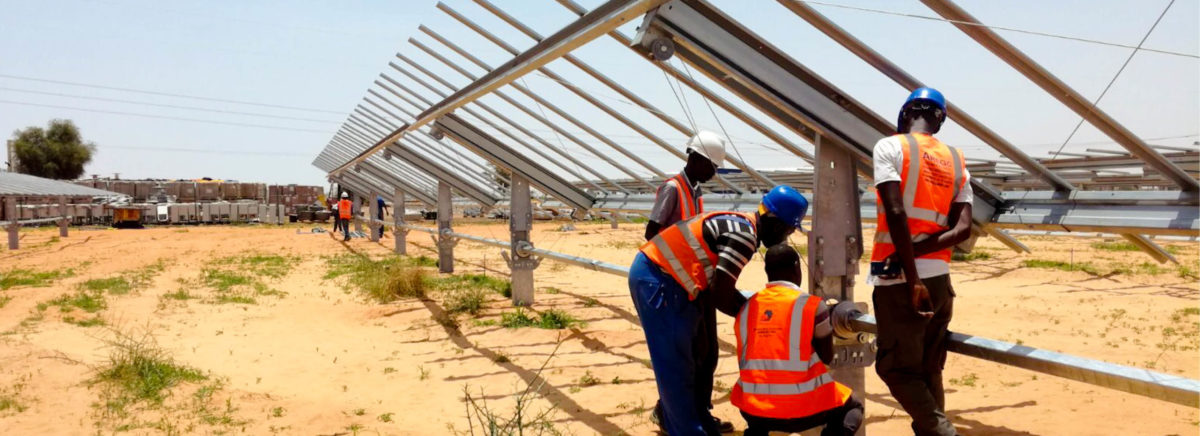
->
xmin=0 ymin=221 xmax=1196 ymax=435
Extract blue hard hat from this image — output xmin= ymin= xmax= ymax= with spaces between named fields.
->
xmin=904 ymin=87 xmax=946 ymax=111
xmin=761 ymin=185 xmax=809 ymax=230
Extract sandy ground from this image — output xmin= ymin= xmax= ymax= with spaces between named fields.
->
xmin=0 ymin=220 xmax=1197 ymax=435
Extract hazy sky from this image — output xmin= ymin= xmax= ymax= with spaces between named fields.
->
xmin=1 ymin=0 xmax=1196 ymax=187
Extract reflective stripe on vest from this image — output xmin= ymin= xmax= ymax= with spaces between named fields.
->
xmin=871 ymin=134 xmax=965 ymax=263
xmin=731 ymin=286 xmax=850 ymax=419
xmin=640 ymin=211 xmax=756 ymax=298
xmin=667 ymin=174 xmax=701 ymax=221
xmin=738 ymin=373 xmax=836 ymax=396
xmin=737 ymin=292 xmax=821 ymax=372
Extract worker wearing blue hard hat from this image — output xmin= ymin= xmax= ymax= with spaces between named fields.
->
xmin=629 ymin=184 xmax=807 ymax=435
xmin=871 ymin=86 xmax=973 ymax=436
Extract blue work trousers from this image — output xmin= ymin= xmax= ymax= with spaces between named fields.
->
xmin=629 ymin=252 xmax=719 ymax=436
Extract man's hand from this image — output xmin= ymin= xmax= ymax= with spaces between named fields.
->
xmin=911 ymin=281 xmax=933 ymax=318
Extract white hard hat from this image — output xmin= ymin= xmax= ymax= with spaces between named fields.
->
xmin=340 ymin=192 xmax=349 ymax=198
xmin=686 ymin=130 xmax=727 ymax=168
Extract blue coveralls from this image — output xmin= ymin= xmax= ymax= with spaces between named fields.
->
xmin=629 ymin=251 xmax=717 ymax=436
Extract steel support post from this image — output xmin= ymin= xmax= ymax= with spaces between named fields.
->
xmin=369 ymin=190 xmax=381 ymax=242
xmin=505 ymin=174 xmax=539 ymax=306
xmin=58 ymin=195 xmax=68 ymax=237
xmin=808 ymin=140 xmax=870 ymax=435
xmin=610 ymin=212 xmax=619 ymax=229
xmin=5 ymin=197 xmax=17 ymax=250
xmin=393 ymin=188 xmax=407 ymax=255
xmin=436 ymin=182 xmax=456 ymax=273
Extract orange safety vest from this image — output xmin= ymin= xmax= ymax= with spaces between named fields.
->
xmin=639 ymin=211 xmax=756 ymax=299
xmin=731 ymin=284 xmax=851 ymax=419
xmin=870 ymin=133 xmax=967 ymax=264
xmin=338 ymin=199 xmax=352 ymax=219
xmin=660 ymin=173 xmax=703 ymax=222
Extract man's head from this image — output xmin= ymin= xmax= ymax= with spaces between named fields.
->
xmin=896 ymin=87 xmax=946 ymax=134
xmin=756 ymin=185 xmax=807 ymax=247
xmin=684 ymin=130 xmax=726 ymax=183
xmin=764 ymin=243 xmax=803 ymax=284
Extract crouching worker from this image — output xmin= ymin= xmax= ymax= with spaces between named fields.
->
xmin=630 ymin=185 xmax=807 ymax=435
xmin=732 ymin=244 xmax=864 ymax=436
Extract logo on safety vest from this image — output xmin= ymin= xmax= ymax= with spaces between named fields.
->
xmin=761 ymin=310 xmax=773 ymax=321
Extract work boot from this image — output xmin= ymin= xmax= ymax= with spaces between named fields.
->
xmin=713 ymin=416 xmax=734 ymax=433
xmin=650 ymin=402 xmax=735 ymax=434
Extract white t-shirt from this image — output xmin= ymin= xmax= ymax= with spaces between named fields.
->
xmin=868 ymin=134 xmax=973 ymax=286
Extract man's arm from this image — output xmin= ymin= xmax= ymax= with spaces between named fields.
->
xmin=644 ymin=221 xmax=662 ymax=241
xmin=645 ymin=182 xmax=678 ymax=241
xmin=811 ymin=302 xmax=834 ymax=364
xmin=878 ymin=181 xmax=933 ymax=317
xmin=910 ymin=202 xmax=973 ymax=257
xmin=709 ymin=272 xmax=747 ymax=317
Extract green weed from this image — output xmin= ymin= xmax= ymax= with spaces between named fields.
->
xmin=949 ymin=373 xmax=979 ymax=387
xmin=445 ymin=287 xmax=488 ymax=316
xmin=43 ymin=290 xmax=106 ymax=313
xmin=0 ymin=378 xmax=29 ymax=415
xmin=536 ymin=309 xmax=583 ymax=329
xmin=952 ymin=251 xmax=992 ymax=262
xmin=500 ymin=309 xmax=537 ymax=328
xmin=432 ymin=273 xmax=511 ymax=298
xmin=576 ymin=371 xmax=600 ymax=387
xmin=0 ymin=268 xmax=74 ymax=290
xmin=81 ymin=277 xmax=133 ymax=295
xmin=378 ymin=412 xmax=394 ymax=423
xmin=91 ymin=328 xmax=208 ymax=416
xmin=0 ymin=295 xmax=10 ymax=309
xmin=1021 ymin=259 xmax=1100 ymax=275
xmin=1091 ymin=241 xmax=1181 ymax=254
xmin=498 ymin=308 xmax=582 ymax=330
xmin=324 ymin=254 xmax=429 ymax=302
xmin=63 ymin=316 xmax=105 ymax=327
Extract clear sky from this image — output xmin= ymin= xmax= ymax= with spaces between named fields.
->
xmin=1 ymin=0 xmax=1196 ymax=187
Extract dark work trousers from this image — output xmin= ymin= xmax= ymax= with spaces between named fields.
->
xmin=629 ymin=252 xmax=721 ymax=436
xmin=740 ymin=395 xmax=865 ymax=436
xmin=873 ymin=274 xmax=957 ymax=436
xmin=655 ymin=289 xmax=720 ymax=433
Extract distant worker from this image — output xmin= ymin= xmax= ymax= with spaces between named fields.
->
xmin=629 ymin=185 xmax=807 ymax=436
xmin=376 ymin=195 xmax=388 ymax=239
xmin=870 ymin=87 xmax=972 ymax=436
xmin=643 ymin=130 xmax=730 ymax=433
xmin=645 ymin=130 xmax=727 ymax=240
xmin=731 ymin=244 xmax=862 ymax=436
xmin=338 ymin=192 xmax=353 ymax=242
xmin=330 ymin=200 xmax=340 ymax=234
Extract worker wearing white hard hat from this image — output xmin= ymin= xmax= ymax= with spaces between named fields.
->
xmin=643 ymin=129 xmax=734 ymax=434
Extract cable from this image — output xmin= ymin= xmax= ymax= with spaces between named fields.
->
xmin=795 ymin=0 xmax=1198 ymax=59
xmin=103 ymin=145 xmax=311 ymax=157
xmin=1046 ymin=0 xmax=1176 ymax=162
xmin=0 ymin=86 xmax=339 ymax=124
xmin=662 ymin=66 xmax=698 ymax=133
xmin=0 ymin=73 xmax=343 ymax=114
xmin=680 ymin=59 xmax=758 ymax=189
xmin=0 ymin=99 xmax=330 ymax=133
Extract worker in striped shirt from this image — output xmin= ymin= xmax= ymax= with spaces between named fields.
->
xmin=632 ymin=186 xmax=809 ymax=435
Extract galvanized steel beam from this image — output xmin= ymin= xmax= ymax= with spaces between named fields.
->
xmin=777 ymin=0 xmax=1076 ymax=192
xmin=331 ymin=0 xmax=670 ymax=176
xmin=920 ymin=0 xmax=1199 ymax=192
xmin=435 ymin=113 xmax=596 ymax=212
xmin=555 ymin=0 xmax=817 ymax=165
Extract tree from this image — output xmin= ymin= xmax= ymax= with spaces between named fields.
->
xmin=491 ymin=163 xmax=512 ymax=189
xmin=11 ymin=119 xmax=95 ymax=179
